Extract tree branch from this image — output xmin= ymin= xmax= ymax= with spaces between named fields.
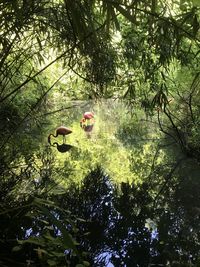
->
xmin=0 ymin=21 xmax=107 ymax=103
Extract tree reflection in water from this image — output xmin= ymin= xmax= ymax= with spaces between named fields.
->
xmin=57 ymin=166 xmax=200 ymax=266
xmin=0 ymin=165 xmax=200 ymax=266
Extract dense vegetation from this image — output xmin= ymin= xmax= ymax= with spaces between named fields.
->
xmin=0 ymin=0 xmax=200 ymax=266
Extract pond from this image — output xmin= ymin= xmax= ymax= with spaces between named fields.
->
xmin=0 ymin=100 xmax=200 ymax=267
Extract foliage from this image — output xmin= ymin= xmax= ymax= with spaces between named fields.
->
xmin=1 ymin=0 xmax=200 ymax=266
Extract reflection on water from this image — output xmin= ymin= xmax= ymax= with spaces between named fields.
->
xmin=50 ymin=142 xmax=74 ymax=153
xmin=54 ymin=167 xmax=200 ymax=266
xmin=0 ymin=100 xmax=200 ymax=266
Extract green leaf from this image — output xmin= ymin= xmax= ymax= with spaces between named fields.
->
xmin=36 ymin=36 xmax=43 ymax=51
xmin=12 ymin=245 xmax=22 ymax=252
xmin=112 ymin=3 xmax=137 ymax=25
xmin=47 ymin=259 xmax=57 ymax=266
xmin=35 ymin=204 xmax=78 ymax=254
xmin=83 ymin=261 xmax=90 ymax=266
xmin=34 ymin=248 xmax=48 ymax=255
xmin=51 ymin=251 xmax=65 ymax=257
xmin=18 ymin=237 xmax=45 ymax=246
xmin=110 ymin=5 xmax=120 ymax=31
xmin=193 ymin=14 xmax=199 ymax=36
